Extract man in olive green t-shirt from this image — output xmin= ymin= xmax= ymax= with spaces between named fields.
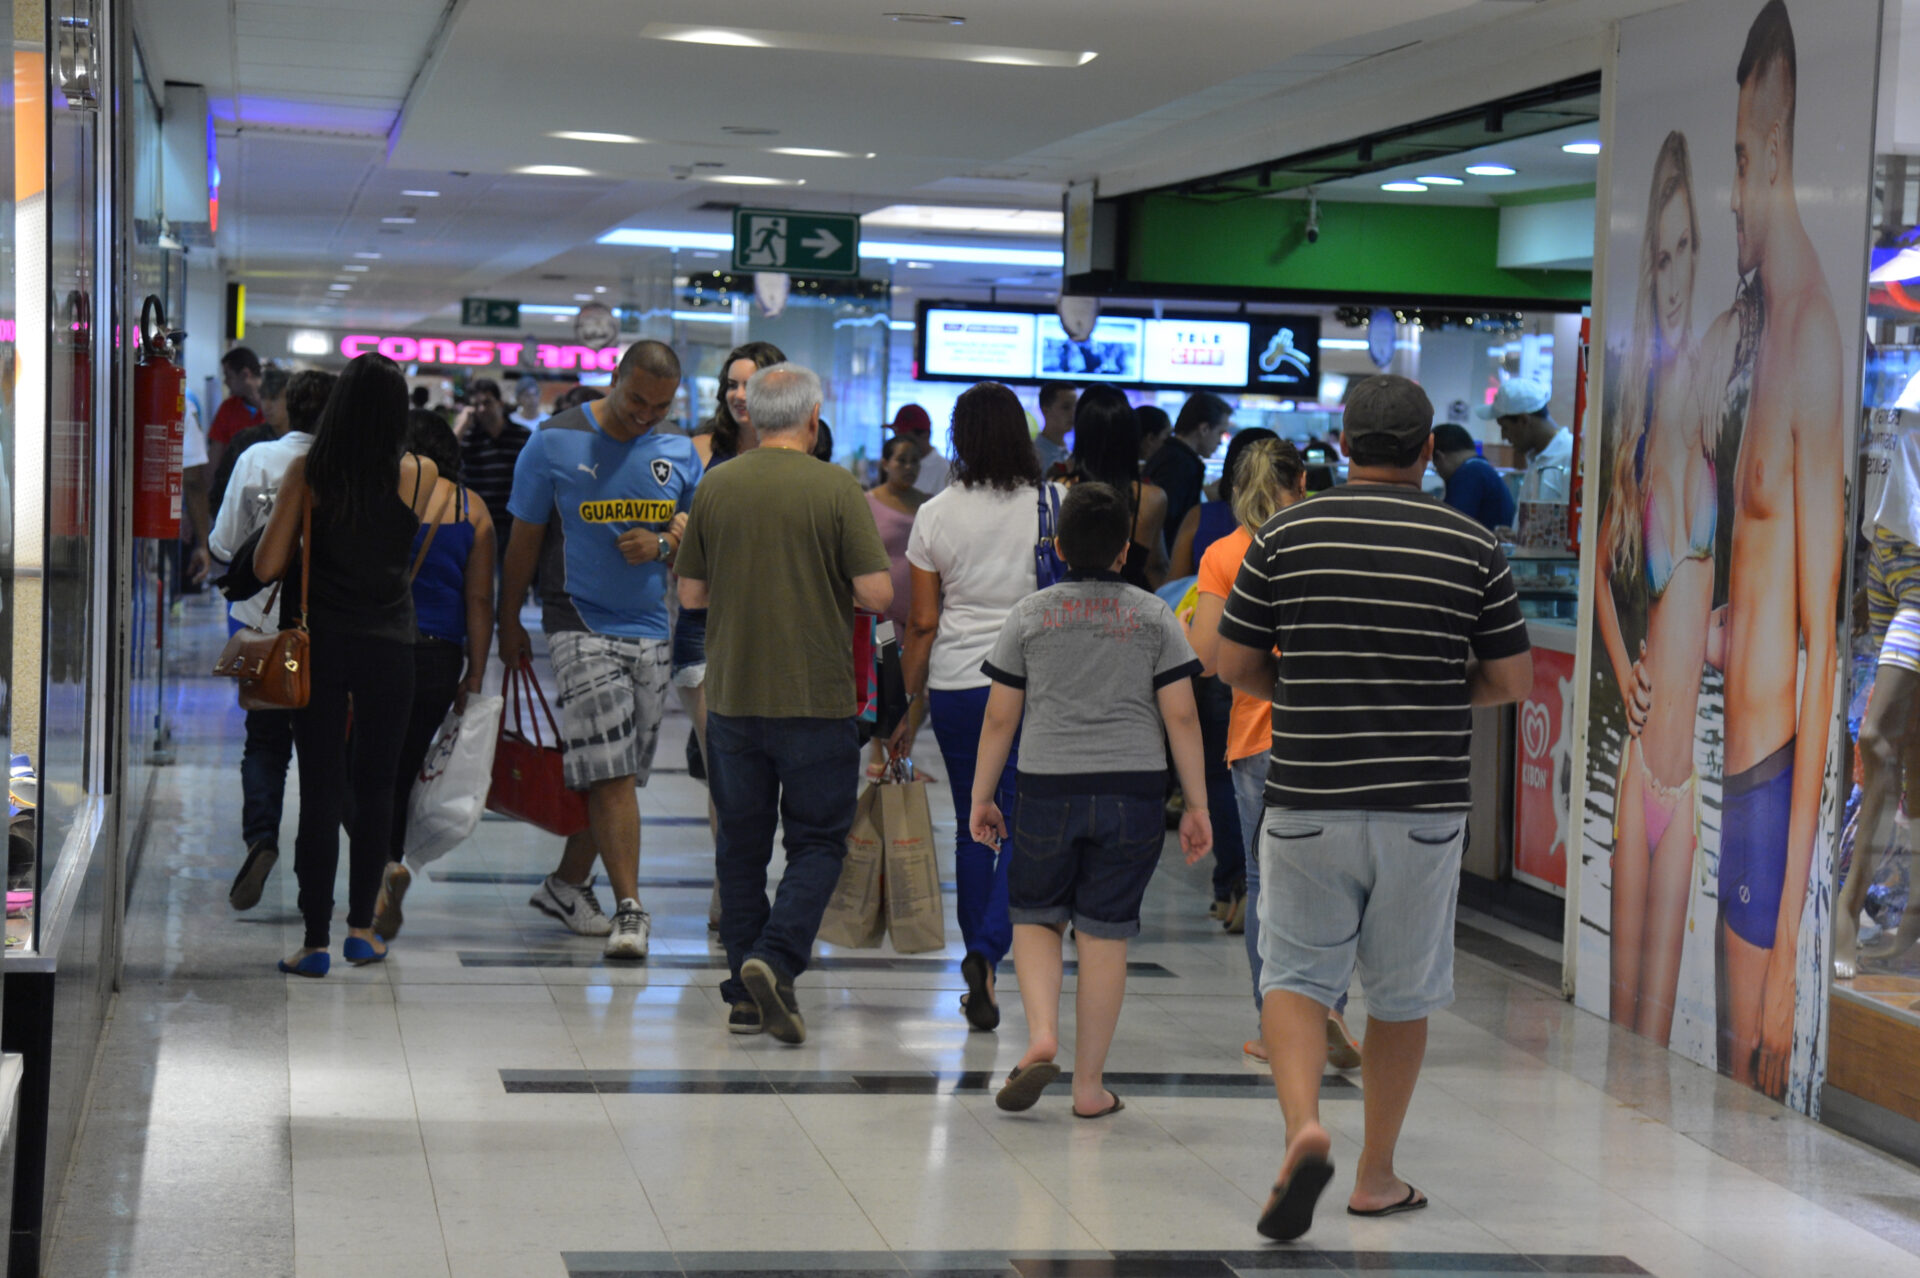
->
xmin=677 ymin=363 xmax=893 ymax=1044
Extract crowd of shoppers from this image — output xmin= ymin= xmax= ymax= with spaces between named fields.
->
xmin=208 ymin=335 xmax=1535 ymax=1242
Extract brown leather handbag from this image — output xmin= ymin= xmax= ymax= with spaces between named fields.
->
xmin=213 ymin=497 xmax=311 ymax=710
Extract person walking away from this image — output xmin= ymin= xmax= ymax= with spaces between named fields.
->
xmin=211 ymin=365 xmax=289 ymax=521
xmin=458 ymin=377 xmax=532 ymax=592
xmin=1169 ymin=427 xmax=1276 ymax=581
xmin=1215 ymin=375 xmax=1531 ymax=1239
xmin=211 ymin=368 xmax=337 ymax=910
xmin=206 ymin=345 xmax=264 ymax=471
xmin=891 ymin=403 xmax=950 ymax=496
xmin=499 ymin=340 xmax=699 ymax=961
xmin=1144 ymin=392 xmax=1231 ymax=553
xmin=676 ymin=363 xmax=893 ymax=1044
xmin=252 ymin=353 xmax=443 ymax=976
xmin=1431 ymin=422 xmax=1516 ymax=532
xmin=1482 ymin=376 xmax=1572 ymax=504
xmin=893 ymin=383 xmax=1057 ymax=1030
xmin=375 ymin=411 xmax=497 ymax=939
xmin=973 ymin=481 xmax=1212 ymax=1117
xmin=1186 ymin=438 xmax=1361 ymax=1068
xmin=1033 ymin=383 xmax=1078 ymax=477
xmin=1136 ymin=405 xmax=1173 ymax=469
xmin=680 ymin=341 xmax=785 ymax=930
xmin=1068 ymin=386 xmax=1167 ymax=590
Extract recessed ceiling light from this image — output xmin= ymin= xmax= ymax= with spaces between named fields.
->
xmin=905 ymin=261 xmax=934 ymax=269
xmin=381 ymin=216 xmax=416 ymax=224
xmin=573 ymin=293 xmax=593 ymax=301
xmin=342 ymin=264 xmax=370 ymax=272
xmin=1415 ymin=175 xmax=1464 ymax=186
xmin=550 ymin=131 xmax=644 ymax=145
xmin=354 ymin=251 xmax=382 ymax=259
xmin=401 ymin=189 xmax=440 ymax=197
xmin=329 ymin=283 xmax=352 ymax=291
xmin=1562 ymin=141 xmax=1602 ymax=155
xmin=594 ymin=286 xmax=608 ymax=293
xmin=701 ymin=174 xmax=804 ymax=186
xmin=655 ymin=27 xmax=771 ymax=47
xmin=885 ymin=12 xmax=966 ymax=23
xmin=517 ymin=165 xmax=594 ymax=177
xmin=770 ymin=147 xmax=876 ymax=159
xmin=1465 ymin=164 xmax=1517 ymax=176
xmin=1380 ymin=182 xmax=1428 ymax=193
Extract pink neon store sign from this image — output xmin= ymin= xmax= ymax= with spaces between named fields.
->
xmin=339 ymin=334 xmax=623 ymax=372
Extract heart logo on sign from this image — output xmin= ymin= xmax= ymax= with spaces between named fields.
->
xmin=1521 ymin=701 xmax=1550 ymax=760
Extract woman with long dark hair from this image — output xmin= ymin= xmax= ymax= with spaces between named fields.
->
xmin=894 ymin=382 xmax=1057 ymax=1030
xmin=254 ymin=353 xmax=441 ymax=975
xmin=373 ymin=411 xmax=497 ymax=939
xmin=1069 ymin=386 xmax=1168 ymax=590
xmin=692 ymin=340 xmax=787 ymax=467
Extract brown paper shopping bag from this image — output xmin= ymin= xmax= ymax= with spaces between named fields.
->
xmin=880 ymin=777 xmax=946 ymax=954
xmin=818 ymin=785 xmax=886 ymax=948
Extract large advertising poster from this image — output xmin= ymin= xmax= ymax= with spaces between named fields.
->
xmin=1577 ymin=0 xmax=1877 ymax=1113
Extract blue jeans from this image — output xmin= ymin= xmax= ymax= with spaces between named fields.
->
xmin=242 ymin=709 xmax=296 ymax=849
xmin=1233 ymin=754 xmax=1346 ymax=1019
xmin=1197 ymin=676 xmax=1245 ymax=899
xmin=928 ymin=686 xmax=1014 ymax=966
xmin=708 ymin=712 xmax=860 ymax=1005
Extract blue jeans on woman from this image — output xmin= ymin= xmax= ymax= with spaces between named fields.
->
xmin=1232 ymin=753 xmax=1346 ymax=1019
xmin=928 ymin=685 xmax=1015 ymax=967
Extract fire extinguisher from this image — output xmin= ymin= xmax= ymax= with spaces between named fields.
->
xmin=133 ymin=295 xmax=185 ymax=541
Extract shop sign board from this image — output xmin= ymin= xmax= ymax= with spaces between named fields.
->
xmin=460 ymin=297 xmax=520 ymax=329
xmin=731 ymin=208 xmax=860 ymax=277
xmin=1573 ymin=0 xmax=1878 ymax=1115
xmin=337 ymin=333 xmax=622 ymax=372
xmin=1513 ymin=645 xmax=1574 ymax=895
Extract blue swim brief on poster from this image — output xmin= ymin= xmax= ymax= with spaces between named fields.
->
xmin=1717 ymin=741 xmax=1793 ymax=949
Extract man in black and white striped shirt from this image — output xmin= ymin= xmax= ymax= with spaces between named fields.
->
xmin=1216 ymin=374 xmax=1532 ymax=1241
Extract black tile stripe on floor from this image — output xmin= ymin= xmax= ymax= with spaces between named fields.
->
xmin=562 ymin=1249 xmax=1649 ymax=1276
xmin=459 ymin=952 xmax=1173 ymax=974
xmin=505 ymin=1068 xmax=1358 ymax=1098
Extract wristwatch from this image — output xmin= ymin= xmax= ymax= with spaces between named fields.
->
xmin=656 ymin=534 xmax=672 ymax=563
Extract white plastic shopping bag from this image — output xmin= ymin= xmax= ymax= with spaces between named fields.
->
xmin=404 ymin=694 xmax=504 ymax=869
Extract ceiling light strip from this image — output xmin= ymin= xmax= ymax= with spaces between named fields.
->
xmin=640 ymin=22 xmax=1094 ymax=68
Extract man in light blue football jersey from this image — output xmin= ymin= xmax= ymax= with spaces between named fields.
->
xmin=500 ymin=339 xmax=701 ymax=960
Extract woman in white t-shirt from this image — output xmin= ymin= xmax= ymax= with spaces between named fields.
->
xmin=893 ymin=383 xmax=1060 ymax=1032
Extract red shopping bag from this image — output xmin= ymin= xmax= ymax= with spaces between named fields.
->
xmin=486 ymin=658 xmax=589 ymax=837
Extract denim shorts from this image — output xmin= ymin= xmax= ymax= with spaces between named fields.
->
xmin=1257 ymin=807 xmax=1465 ymax=1021
xmin=671 ymin=608 xmax=707 ymax=689
xmin=1007 ymin=788 xmax=1164 ymax=940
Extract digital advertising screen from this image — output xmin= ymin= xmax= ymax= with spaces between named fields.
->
xmin=1245 ymin=316 xmax=1322 ymax=394
xmin=1141 ymin=319 xmax=1251 ymax=387
xmin=1034 ymin=314 xmax=1143 ymax=382
xmin=921 ymin=308 xmax=1037 ymax=380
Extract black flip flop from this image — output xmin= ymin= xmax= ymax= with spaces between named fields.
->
xmin=1347 ymin=1185 xmax=1427 ymax=1218
xmin=1072 ymin=1091 xmax=1124 ymax=1119
xmin=994 ymin=1062 xmax=1061 ymax=1112
xmin=1256 ymin=1153 xmax=1334 ymax=1242
xmin=960 ymin=952 xmax=1001 ymax=1032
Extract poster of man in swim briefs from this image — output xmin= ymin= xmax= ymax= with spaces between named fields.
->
xmin=1578 ymin=0 xmax=1877 ymax=1113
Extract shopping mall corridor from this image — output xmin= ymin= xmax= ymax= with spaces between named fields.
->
xmin=37 ymin=595 xmax=1920 ymax=1278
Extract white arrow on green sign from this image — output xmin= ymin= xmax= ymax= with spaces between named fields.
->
xmin=730 ymin=208 xmax=861 ymax=277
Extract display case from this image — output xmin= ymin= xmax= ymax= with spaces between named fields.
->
xmin=1508 ymin=551 xmax=1580 ymax=621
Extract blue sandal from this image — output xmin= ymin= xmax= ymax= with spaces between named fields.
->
xmin=342 ymin=936 xmax=388 ymax=966
xmin=278 ymin=951 xmax=330 ymax=978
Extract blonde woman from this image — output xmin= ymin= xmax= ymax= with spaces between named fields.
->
xmin=1595 ymin=130 xmax=1724 ymax=1046
xmin=1186 ymin=438 xmax=1360 ymax=1070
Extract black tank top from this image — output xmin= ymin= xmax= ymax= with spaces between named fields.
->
xmin=283 ymin=456 xmax=422 ymax=644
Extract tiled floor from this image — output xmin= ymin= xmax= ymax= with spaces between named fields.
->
xmin=42 ymin=596 xmax=1920 ymax=1277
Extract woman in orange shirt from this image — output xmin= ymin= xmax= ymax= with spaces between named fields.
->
xmin=1186 ymin=437 xmax=1360 ymax=1069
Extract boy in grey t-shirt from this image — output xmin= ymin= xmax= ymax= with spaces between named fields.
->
xmin=972 ymin=482 xmax=1213 ymax=1120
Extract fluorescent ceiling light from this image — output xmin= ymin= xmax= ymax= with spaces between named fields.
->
xmin=381 ymin=216 xmax=416 ymax=224
xmin=1415 ymin=175 xmax=1463 ymax=186
xmin=594 ymin=286 xmax=608 ymax=293
xmin=1561 ymin=141 xmax=1602 ymax=155
xmin=520 ymin=304 xmax=579 ymax=316
xmin=518 ymin=164 xmax=594 ymax=177
xmin=770 ymin=147 xmax=876 ymax=159
xmin=673 ymin=311 xmax=736 ymax=325
xmin=354 ymin=251 xmax=382 ymax=259
xmin=401 ymin=189 xmax=439 ymax=197
xmin=701 ymin=174 xmax=803 ymax=186
xmin=905 ymin=262 xmax=933 ymax=269
xmin=597 ymin=229 xmax=735 ymax=251
xmin=573 ymin=293 xmax=594 ymax=301
xmin=1465 ymin=164 xmax=1517 ymax=176
xmin=640 ymin=22 xmax=1094 ymax=68
xmin=328 ymin=283 xmax=352 ymax=291
xmin=551 ymin=131 xmax=644 ymax=145
xmin=862 ymin=204 xmax=1062 ymax=235
xmin=289 ymin=330 xmax=331 ymax=356
xmin=1380 ymin=182 xmax=1427 ymax=193
xmin=342 ymin=264 xmax=370 ymax=272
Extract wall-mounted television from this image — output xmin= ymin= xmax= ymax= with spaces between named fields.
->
xmin=915 ymin=301 xmax=1319 ymax=395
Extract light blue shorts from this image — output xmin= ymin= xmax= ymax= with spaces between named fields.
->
xmin=1257 ymin=807 xmax=1466 ymax=1022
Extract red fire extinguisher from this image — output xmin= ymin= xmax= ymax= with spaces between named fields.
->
xmin=133 ymin=295 xmax=184 ymax=541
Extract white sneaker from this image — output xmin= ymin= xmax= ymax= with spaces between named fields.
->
xmin=529 ymin=874 xmax=613 ymax=937
xmin=604 ymin=898 xmax=652 ymax=961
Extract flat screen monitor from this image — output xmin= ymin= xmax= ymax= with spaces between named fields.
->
xmin=921 ymin=308 xmax=1037 ymax=380
xmin=1034 ymin=314 xmax=1143 ymax=382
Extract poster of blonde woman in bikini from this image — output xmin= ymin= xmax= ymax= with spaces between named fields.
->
xmin=1577 ymin=0 xmax=1875 ymax=1114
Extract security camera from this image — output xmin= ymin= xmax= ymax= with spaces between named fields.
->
xmin=1305 ymin=193 xmax=1321 ymax=244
